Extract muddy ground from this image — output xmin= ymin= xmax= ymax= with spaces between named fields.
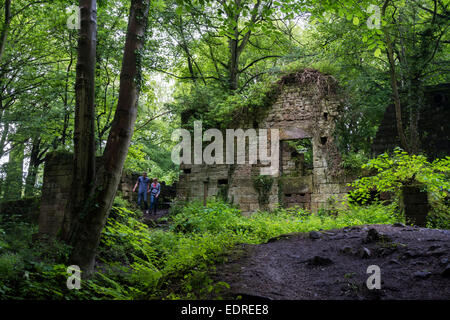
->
xmin=142 ymin=208 xmax=169 ymax=221
xmin=212 ymin=224 xmax=450 ymax=300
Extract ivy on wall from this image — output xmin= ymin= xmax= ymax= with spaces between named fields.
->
xmin=253 ymin=175 xmax=274 ymax=208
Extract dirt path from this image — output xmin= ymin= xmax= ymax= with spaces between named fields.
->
xmin=212 ymin=224 xmax=450 ymax=300
xmin=140 ymin=207 xmax=171 ymax=229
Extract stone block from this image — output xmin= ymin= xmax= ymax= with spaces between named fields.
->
xmin=319 ymin=183 xmax=341 ymax=194
xmin=239 ymin=203 xmax=250 ymax=212
xmin=284 ymin=193 xmax=311 ymax=203
xmin=281 ymin=176 xmax=312 ymax=194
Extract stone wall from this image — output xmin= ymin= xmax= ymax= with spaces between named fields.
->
xmin=372 ymin=83 xmax=450 ymax=159
xmin=261 ymin=84 xmax=351 ymax=212
xmin=0 ymin=197 xmax=40 ymax=223
xmin=370 ymin=84 xmax=450 ymax=225
xmin=177 ymin=70 xmax=352 ymax=213
xmin=38 ymin=152 xmax=73 ymax=237
xmin=401 ymin=186 xmax=430 ymax=227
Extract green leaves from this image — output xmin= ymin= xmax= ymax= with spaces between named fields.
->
xmin=374 ymin=48 xmax=381 ymax=58
xmin=153 ymin=0 xmax=167 ymax=11
xmin=349 ymin=148 xmax=450 ymax=207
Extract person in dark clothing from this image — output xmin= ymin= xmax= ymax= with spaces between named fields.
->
xmin=148 ymin=178 xmax=161 ymax=215
xmin=133 ymin=172 xmax=150 ymax=213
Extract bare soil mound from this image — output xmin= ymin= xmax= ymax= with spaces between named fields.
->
xmin=212 ymin=224 xmax=450 ymax=300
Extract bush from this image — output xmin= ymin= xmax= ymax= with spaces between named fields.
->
xmin=348 ymin=148 xmax=449 ymax=227
xmin=0 ymin=253 xmax=24 ymax=281
xmin=341 ymin=150 xmax=370 ymax=174
xmin=349 ymin=148 xmax=449 ymax=203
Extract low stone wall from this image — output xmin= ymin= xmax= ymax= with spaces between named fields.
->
xmin=38 ymin=152 xmax=73 ymax=237
xmin=402 ymin=186 xmax=429 ymax=227
xmin=0 ymin=197 xmax=40 ymax=223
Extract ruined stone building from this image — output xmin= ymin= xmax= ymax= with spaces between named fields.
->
xmin=372 ymin=83 xmax=450 ymax=159
xmin=35 ymin=74 xmax=449 ymax=234
xmin=177 ymin=69 xmax=352 ymax=213
xmin=370 ymin=83 xmax=450 ymax=226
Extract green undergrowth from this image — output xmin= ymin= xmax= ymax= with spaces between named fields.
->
xmin=96 ymin=199 xmax=402 ymax=299
xmin=0 ymin=198 xmax=402 ymax=300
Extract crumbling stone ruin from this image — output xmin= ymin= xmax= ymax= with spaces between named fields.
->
xmin=37 ymin=152 xmax=137 ymax=237
xmin=372 ymin=83 xmax=450 ymax=159
xmin=371 ymin=83 xmax=450 ymax=226
xmin=177 ymin=69 xmax=353 ymax=213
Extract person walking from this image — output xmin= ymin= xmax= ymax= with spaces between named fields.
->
xmin=148 ymin=178 xmax=161 ymax=215
xmin=133 ymin=172 xmax=150 ymax=213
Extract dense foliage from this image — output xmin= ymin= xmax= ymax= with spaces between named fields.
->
xmin=348 ymin=148 xmax=450 ymax=228
xmin=0 ymin=0 xmax=448 ymax=301
xmin=1 ymin=0 xmax=448 ymax=198
xmin=349 ymin=149 xmax=450 ymax=203
xmin=0 ymin=198 xmax=402 ymax=299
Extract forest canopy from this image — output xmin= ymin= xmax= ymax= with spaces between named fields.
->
xmin=0 ymin=0 xmax=449 ymax=302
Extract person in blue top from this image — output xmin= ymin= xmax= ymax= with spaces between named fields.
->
xmin=133 ymin=171 xmax=150 ymax=213
xmin=148 ymin=178 xmax=161 ymax=215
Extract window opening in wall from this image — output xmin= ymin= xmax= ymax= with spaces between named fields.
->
xmin=218 ymin=179 xmax=228 ymax=185
xmin=285 ymin=138 xmax=313 ymax=176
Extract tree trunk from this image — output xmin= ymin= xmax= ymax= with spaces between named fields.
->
xmin=0 ymin=0 xmax=11 ymax=63
xmin=61 ymin=0 xmax=98 ymax=241
xmin=0 ymin=119 xmax=9 ymax=160
xmin=385 ymin=38 xmax=409 ymax=153
xmin=226 ymin=0 xmax=257 ymax=91
xmin=61 ymin=38 xmax=75 ymax=147
xmin=382 ymin=1 xmax=410 ymax=153
xmin=408 ymin=78 xmax=423 ymax=155
xmin=68 ymin=0 xmax=150 ymax=277
xmin=229 ymin=36 xmax=240 ymax=91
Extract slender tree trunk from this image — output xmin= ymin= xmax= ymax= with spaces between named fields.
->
xmin=385 ymin=38 xmax=409 ymax=153
xmin=0 ymin=0 xmax=11 ymax=63
xmin=226 ymin=0 xmax=258 ymax=91
xmin=408 ymin=78 xmax=423 ymax=154
xmin=62 ymin=37 xmax=75 ymax=147
xmin=229 ymin=36 xmax=240 ymax=91
xmin=68 ymin=0 xmax=150 ymax=277
xmin=0 ymin=120 xmax=9 ymax=159
xmin=382 ymin=1 xmax=410 ymax=153
xmin=61 ymin=0 xmax=98 ymax=240
xmin=178 ymin=17 xmax=196 ymax=83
